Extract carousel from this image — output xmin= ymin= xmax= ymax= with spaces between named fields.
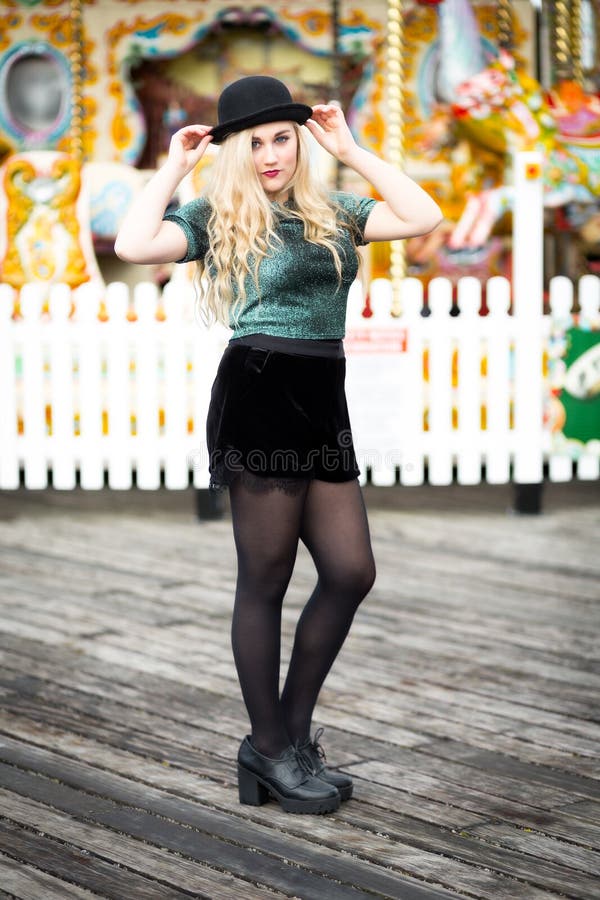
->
xmin=0 ymin=0 xmax=598 ymax=302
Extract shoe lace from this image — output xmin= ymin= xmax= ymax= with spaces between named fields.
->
xmin=293 ymin=738 xmax=316 ymax=775
xmin=311 ymin=726 xmax=327 ymax=764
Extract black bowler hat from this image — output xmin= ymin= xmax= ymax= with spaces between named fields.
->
xmin=209 ymin=75 xmax=313 ymax=144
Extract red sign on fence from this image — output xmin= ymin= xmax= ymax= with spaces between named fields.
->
xmin=345 ymin=327 xmax=408 ymax=354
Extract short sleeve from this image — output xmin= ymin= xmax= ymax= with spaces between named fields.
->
xmin=162 ymin=196 xmax=212 ymax=263
xmin=331 ymin=191 xmax=378 ymax=245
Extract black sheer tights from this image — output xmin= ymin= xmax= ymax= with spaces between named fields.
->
xmin=229 ymin=475 xmax=376 ymax=758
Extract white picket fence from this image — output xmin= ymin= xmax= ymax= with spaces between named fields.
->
xmin=0 ymin=274 xmax=598 ymax=490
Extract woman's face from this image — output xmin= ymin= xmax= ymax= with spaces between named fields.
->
xmin=250 ymin=120 xmax=298 ymax=199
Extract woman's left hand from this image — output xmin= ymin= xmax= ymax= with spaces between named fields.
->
xmin=304 ymin=104 xmax=358 ymax=163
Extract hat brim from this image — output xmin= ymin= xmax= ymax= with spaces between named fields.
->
xmin=209 ymin=102 xmax=313 ymax=144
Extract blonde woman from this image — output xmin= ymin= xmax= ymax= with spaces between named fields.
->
xmin=115 ymin=75 xmax=442 ymax=815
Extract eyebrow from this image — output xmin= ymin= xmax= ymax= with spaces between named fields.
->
xmin=251 ymin=129 xmax=291 ymax=139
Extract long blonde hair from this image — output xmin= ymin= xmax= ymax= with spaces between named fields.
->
xmin=194 ymin=122 xmax=363 ymax=327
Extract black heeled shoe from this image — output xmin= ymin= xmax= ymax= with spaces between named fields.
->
xmin=297 ymin=727 xmax=353 ymax=801
xmin=237 ymin=735 xmax=341 ymax=814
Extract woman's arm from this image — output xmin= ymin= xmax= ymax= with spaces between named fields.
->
xmin=304 ymin=105 xmax=443 ymax=241
xmin=114 ymin=124 xmax=213 ymax=264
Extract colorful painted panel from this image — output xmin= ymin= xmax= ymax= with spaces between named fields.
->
xmin=548 ymin=317 xmax=600 ymax=456
xmin=0 ymin=1 xmax=385 ymax=165
xmin=0 ymin=151 xmax=103 ymax=290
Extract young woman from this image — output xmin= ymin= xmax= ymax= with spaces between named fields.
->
xmin=115 ymin=75 xmax=442 ymax=815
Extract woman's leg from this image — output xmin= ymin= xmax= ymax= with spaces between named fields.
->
xmin=229 ymin=475 xmax=310 ymax=758
xmin=280 ymin=478 xmax=376 ymax=743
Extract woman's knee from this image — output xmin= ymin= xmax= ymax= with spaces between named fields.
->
xmin=237 ymin=554 xmax=296 ymax=604
xmin=322 ymin=553 xmax=376 ymax=600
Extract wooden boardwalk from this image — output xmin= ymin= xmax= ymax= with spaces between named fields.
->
xmin=0 ymin=480 xmax=599 ymax=899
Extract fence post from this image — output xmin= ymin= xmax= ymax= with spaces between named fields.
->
xmin=485 ymin=276 xmax=511 ymax=484
xmin=512 ymin=150 xmax=544 ymax=512
xmin=134 ymin=282 xmax=161 ymax=489
xmin=105 ymin=282 xmax=132 ymax=489
xmin=428 ymin=277 xmax=453 ymax=485
xmin=77 ymin=281 xmax=105 ymax=489
xmin=0 ymin=285 xmax=19 ymax=488
xmin=399 ymin=278 xmax=425 ymax=485
xmin=456 ymin=276 xmax=482 ymax=484
xmin=20 ymin=284 xmax=47 ymax=489
xmin=48 ymin=283 xmax=76 ymax=489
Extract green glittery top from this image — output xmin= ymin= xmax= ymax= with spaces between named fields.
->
xmin=162 ymin=191 xmax=377 ymax=339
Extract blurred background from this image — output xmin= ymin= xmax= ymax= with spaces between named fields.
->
xmin=0 ymin=1 xmax=598 ymax=496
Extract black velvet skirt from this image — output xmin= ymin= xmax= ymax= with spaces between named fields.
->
xmin=206 ymin=337 xmax=361 ymax=493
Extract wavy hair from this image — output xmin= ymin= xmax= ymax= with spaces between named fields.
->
xmin=193 ymin=121 xmax=364 ymax=327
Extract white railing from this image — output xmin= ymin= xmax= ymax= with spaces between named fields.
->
xmin=345 ymin=274 xmax=599 ymax=486
xmin=0 ymin=274 xmax=598 ymax=490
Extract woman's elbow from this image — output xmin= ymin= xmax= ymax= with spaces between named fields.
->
xmin=421 ymin=207 xmax=444 ymax=235
xmin=114 ymin=235 xmax=139 ymax=263
xmin=427 ymin=206 xmax=444 ymax=234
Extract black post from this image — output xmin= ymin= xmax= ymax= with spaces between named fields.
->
xmin=195 ymin=488 xmax=226 ymax=520
xmin=512 ymin=482 xmax=544 ymax=514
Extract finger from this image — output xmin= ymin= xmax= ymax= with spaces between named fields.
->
xmin=311 ymin=105 xmax=335 ymax=116
xmin=309 ymin=111 xmax=333 ymax=125
xmin=176 ymin=124 xmax=212 ymax=137
xmin=303 ymin=118 xmax=324 ymax=132
xmin=195 ymin=135 xmax=214 ymax=154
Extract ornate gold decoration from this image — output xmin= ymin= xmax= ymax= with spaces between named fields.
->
xmin=26 ymin=6 xmax=97 ymax=158
xmin=105 ymin=14 xmax=193 ymax=156
xmin=282 ymin=9 xmax=331 ymax=36
xmin=70 ymin=0 xmax=84 ymax=160
xmin=549 ymin=0 xmax=583 ymax=85
xmin=550 ymin=0 xmax=572 ymax=81
xmin=0 ymin=12 xmax=22 ymax=53
xmin=497 ymin=0 xmax=513 ymax=50
xmin=571 ymin=0 xmax=583 ymax=85
xmin=387 ymin=0 xmax=405 ymax=312
xmin=2 ymin=156 xmax=89 ymax=289
xmin=31 ymin=12 xmax=72 ymax=46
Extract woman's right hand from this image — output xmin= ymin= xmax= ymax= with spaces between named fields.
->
xmin=167 ymin=124 xmax=214 ymax=175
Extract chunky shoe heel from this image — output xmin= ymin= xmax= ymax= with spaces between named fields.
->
xmin=237 ymin=735 xmax=340 ymax=814
xmin=238 ymin=763 xmax=270 ymax=805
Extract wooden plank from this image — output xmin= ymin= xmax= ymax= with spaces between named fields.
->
xmin=462 ymin=822 xmax=600 ymax=875
xmin=558 ymin=800 xmax=600 ymax=823
xmin=0 ymin=852 xmax=98 ymax=900
xmin=0 ymin=789 xmax=287 ymax=899
xmin=0 ymin=709 xmax=489 ymax=834
xmin=2 ymin=647 xmax=599 ymax=808
xmin=3 ymin=589 xmax=598 ymax=754
xmin=0 ymin=820 xmax=194 ymax=900
xmin=0 ymin=479 xmax=598 ymax=900
xmin=4 ymin=662 xmax=595 ymax=837
xmin=0 ymin=730 xmax=590 ymax=899
xmin=2 ymin=632 xmax=596 ymax=771
xmin=1 ymin=624 xmax=600 ymax=780
xmin=0 ymin=761 xmax=465 ymax=900
xmin=2 ymin=634 xmax=596 ymax=764
xmin=414 ymin=741 xmax=600 ymax=816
